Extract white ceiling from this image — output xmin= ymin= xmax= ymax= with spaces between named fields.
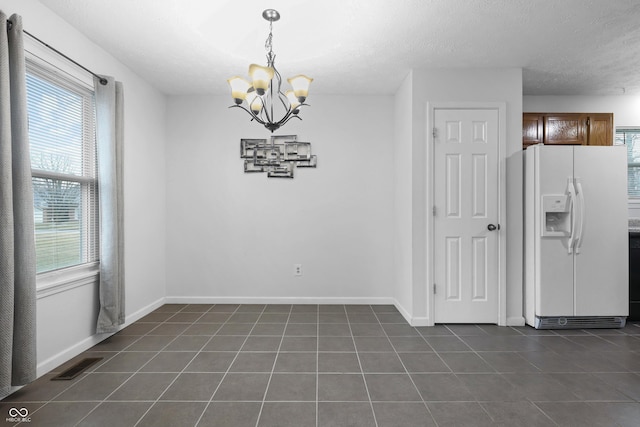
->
xmin=38 ymin=0 xmax=640 ymax=96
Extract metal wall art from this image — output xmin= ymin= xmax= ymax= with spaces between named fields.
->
xmin=240 ymin=135 xmax=317 ymax=179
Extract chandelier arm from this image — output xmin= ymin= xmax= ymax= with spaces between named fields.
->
xmin=271 ymin=62 xmax=283 ymax=92
xmin=228 ymin=104 xmax=267 ymax=126
xmin=257 ymin=92 xmax=273 ymax=125
xmin=270 ymin=61 xmax=295 ymax=115
xmin=282 ymin=101 xmax=310 ymax=121
xmin=267 ymin=59 xmax=286 ymax=122
xmin=268 ymin=82 xmax=275 ymax=124
xmin=278 ymin=106 xmax=294 ymax=125
xmin=276 ymin=90 xmax=290 ymax=114
xmin=278 ymin=114 xmax=303 ymax=128
xmin=229 ymin=101 xmax=309 ymax=125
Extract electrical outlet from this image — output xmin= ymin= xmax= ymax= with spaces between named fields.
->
xmin=294 ymin=264 xmax=303 ymax=276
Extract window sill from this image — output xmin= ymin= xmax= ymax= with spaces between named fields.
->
xmin=36 ymin=262 xmax=100 ymax=300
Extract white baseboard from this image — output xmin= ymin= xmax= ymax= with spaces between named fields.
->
xmin=507 ymin=316 xmax=526 ymax=326
xmin=124 ymin=297 xmax=167 ymax=324
xmin=35 ymin=294 xmax=521 ymax=379
xmin=394 ymin=300 xmax=412 ymax=324
xmin=408 ymin=317 xmax=431 ymax=327
xmin=37 ymin=334 xmax=107 ymax=378
xmin=393 ymin=299 xmax=431 ymax=326
xmin=164 ymin=296 xmax=396 ymax=305
xmin=36 ymin=297 xmax=165 ymax=377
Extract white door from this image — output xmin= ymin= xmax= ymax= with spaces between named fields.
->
xmin=433 ymin=108 xmax=500 ymax=323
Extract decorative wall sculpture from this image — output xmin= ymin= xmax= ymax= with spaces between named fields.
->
xmin=240 ymin=135 xmax=317 ymax=179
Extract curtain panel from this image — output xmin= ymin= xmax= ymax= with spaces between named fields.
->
xmin=94 ymin=76 xmax=125 ymax=334
xmin=0 ymin=12 xmax=37 ymax=395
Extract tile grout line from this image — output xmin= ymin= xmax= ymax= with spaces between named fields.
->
xmin=27 ymin=314 xmax=161 ymax=421
xmin=190 ymin=304 xmax=269 ymax=427
xmin=134 ymin=303 xmax=234 ymax=427
xmin=442 ymin=325 xmax=499 ymax=424
xmin=373 ymin=308 xmax=442 ymax=426
xmin=457 ymin=325 xmax=567 ymax=423
xmin=180 ymin=303 xmax=257 ymax=427
xmin=252 ymin=305 xmax=293 ymax=427
xmin=316 ymin=306 xmax=319 ymax=427
xmin=71 ymin=306 xmax=203 ymax=426
xmin=4 ymin=305 xmax=639 ymax=426
xmin=68 ymin=304 xmax=194 ymax=426
xmin=346 ymin=305 xmax=379 ymax=427
xmin=130 ymin=304 xmax=245 ymax=427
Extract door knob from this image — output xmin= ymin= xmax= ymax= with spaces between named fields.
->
xmin=487 ymin=224 xmax=499 ymax=231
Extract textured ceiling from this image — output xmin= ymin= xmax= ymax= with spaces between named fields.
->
xmin=38 ymin=0 xmax=640 ymax=96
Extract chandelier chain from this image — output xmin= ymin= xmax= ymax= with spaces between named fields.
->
xmin=265 ymin=21 xmax=274 ymax=64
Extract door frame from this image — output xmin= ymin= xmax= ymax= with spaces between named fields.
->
xmin=426 ymin=102 xmax=507 ymax=326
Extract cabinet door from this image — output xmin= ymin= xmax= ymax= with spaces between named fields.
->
xmin=586 ymin=113 xmax=613 ymax=146
xmin=523 ymin=114 xmax=544 ymax=148
xmin=544 ymin=114 xmax=586 ymax=145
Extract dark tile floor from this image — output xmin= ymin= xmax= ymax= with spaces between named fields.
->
xmin=2 ymin=304 xmax=640 ymax=426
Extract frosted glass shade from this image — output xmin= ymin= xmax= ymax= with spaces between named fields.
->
xmin=285 ymin=90 xmax=301 ymax=111
xmin=287 ymin=75 xmax=313 ymax=102
xmin=227 ymin=77 xmax=252 ymax=104
xmin=249 ymin=64 xmax=274 ymax=95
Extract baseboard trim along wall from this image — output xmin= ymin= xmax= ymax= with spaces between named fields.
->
xmin=36 ymin=296 xmax=529 ymax=378
xmin=393 ymin=300 xmax=430 ymax=327
xmin=164 ymin=296 xmax=435 ymax=326
xmin=164 ymin=296 xmax=397 ymax=306
xmin=36 ymin=297 xmax=165 ymax=377
xmin=507 ymin=316 xmax=526 ymax=326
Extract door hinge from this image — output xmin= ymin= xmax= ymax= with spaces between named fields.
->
xmin=432 ymin=206 xmax=436 ymax=216
xmin=432 ymin=128 xmax=437 ymax=138
xmin=433 ymin=284 xmax=436 ymax=294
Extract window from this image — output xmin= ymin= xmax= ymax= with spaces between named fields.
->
xmin=615 ymin=128 xmax=640 ymax=198
xmin=26 ymin=61 xmax=99 ymax=275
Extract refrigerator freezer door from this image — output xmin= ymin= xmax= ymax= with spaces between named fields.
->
xmin=573 ymin=146 xmax=629 ymax=316
xmin=535 ymin=145 xmax=575 ymax=316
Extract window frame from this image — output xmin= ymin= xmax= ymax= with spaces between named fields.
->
xmin=25 ymin=55 xmax=100 ymax=294
xmin=614 ymin=127 xmax=640 ymax=200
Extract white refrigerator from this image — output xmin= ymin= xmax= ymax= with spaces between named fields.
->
xmin=524 ymin=144 xmax=628 ymax=329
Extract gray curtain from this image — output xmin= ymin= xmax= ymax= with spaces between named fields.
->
xmin=94 ymin=76 xmax=125 ymax=334
xmin=0 ymin=12 xmax=37 ymax=395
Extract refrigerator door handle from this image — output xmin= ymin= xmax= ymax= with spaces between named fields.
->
xmin=575 ymin=179 xmax=585 ymax=253
xmin=567 ymin=179 xmax=577 ymax=254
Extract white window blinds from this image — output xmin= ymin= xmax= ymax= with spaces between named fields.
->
xmin=615 ymin=129 xmax=640 ymax=198
xmin=26 ymin=61 xmax=99 ymax=274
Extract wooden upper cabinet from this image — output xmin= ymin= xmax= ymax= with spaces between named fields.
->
xmin=544 ymin=114 xmax=586 ymax=145
xmin=523 ymin=114 xmax=544 ymax=147
xmin=586 ymin=113 xmax=613 ymax=146
xmin=522 ymin=113 xmax=613 ymax=148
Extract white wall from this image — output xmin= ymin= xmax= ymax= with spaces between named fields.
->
xmin=401 ymin=68 xmax=524 ymax=325
xmin=165 ymin=94 xmax=395 ymax=304
xmin=524 ymin=95 xmax=640 ymax=217
xmin=393 ymin=72 xmax=414 ymax=318
xmin=3 ymin=0 xmax=167 ymax=375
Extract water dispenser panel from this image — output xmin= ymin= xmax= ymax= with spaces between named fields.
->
xmin=541 ymin=194 xmax=571 ymax=236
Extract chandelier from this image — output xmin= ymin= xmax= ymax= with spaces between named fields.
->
xmin=227 ymin=9 xmax=313 ymax=133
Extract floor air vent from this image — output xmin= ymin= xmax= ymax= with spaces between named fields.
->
xmin=51 ymin=357 xmax=103 ymax=380
xmin=534 ymin=316 xmax=626 ymax=329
